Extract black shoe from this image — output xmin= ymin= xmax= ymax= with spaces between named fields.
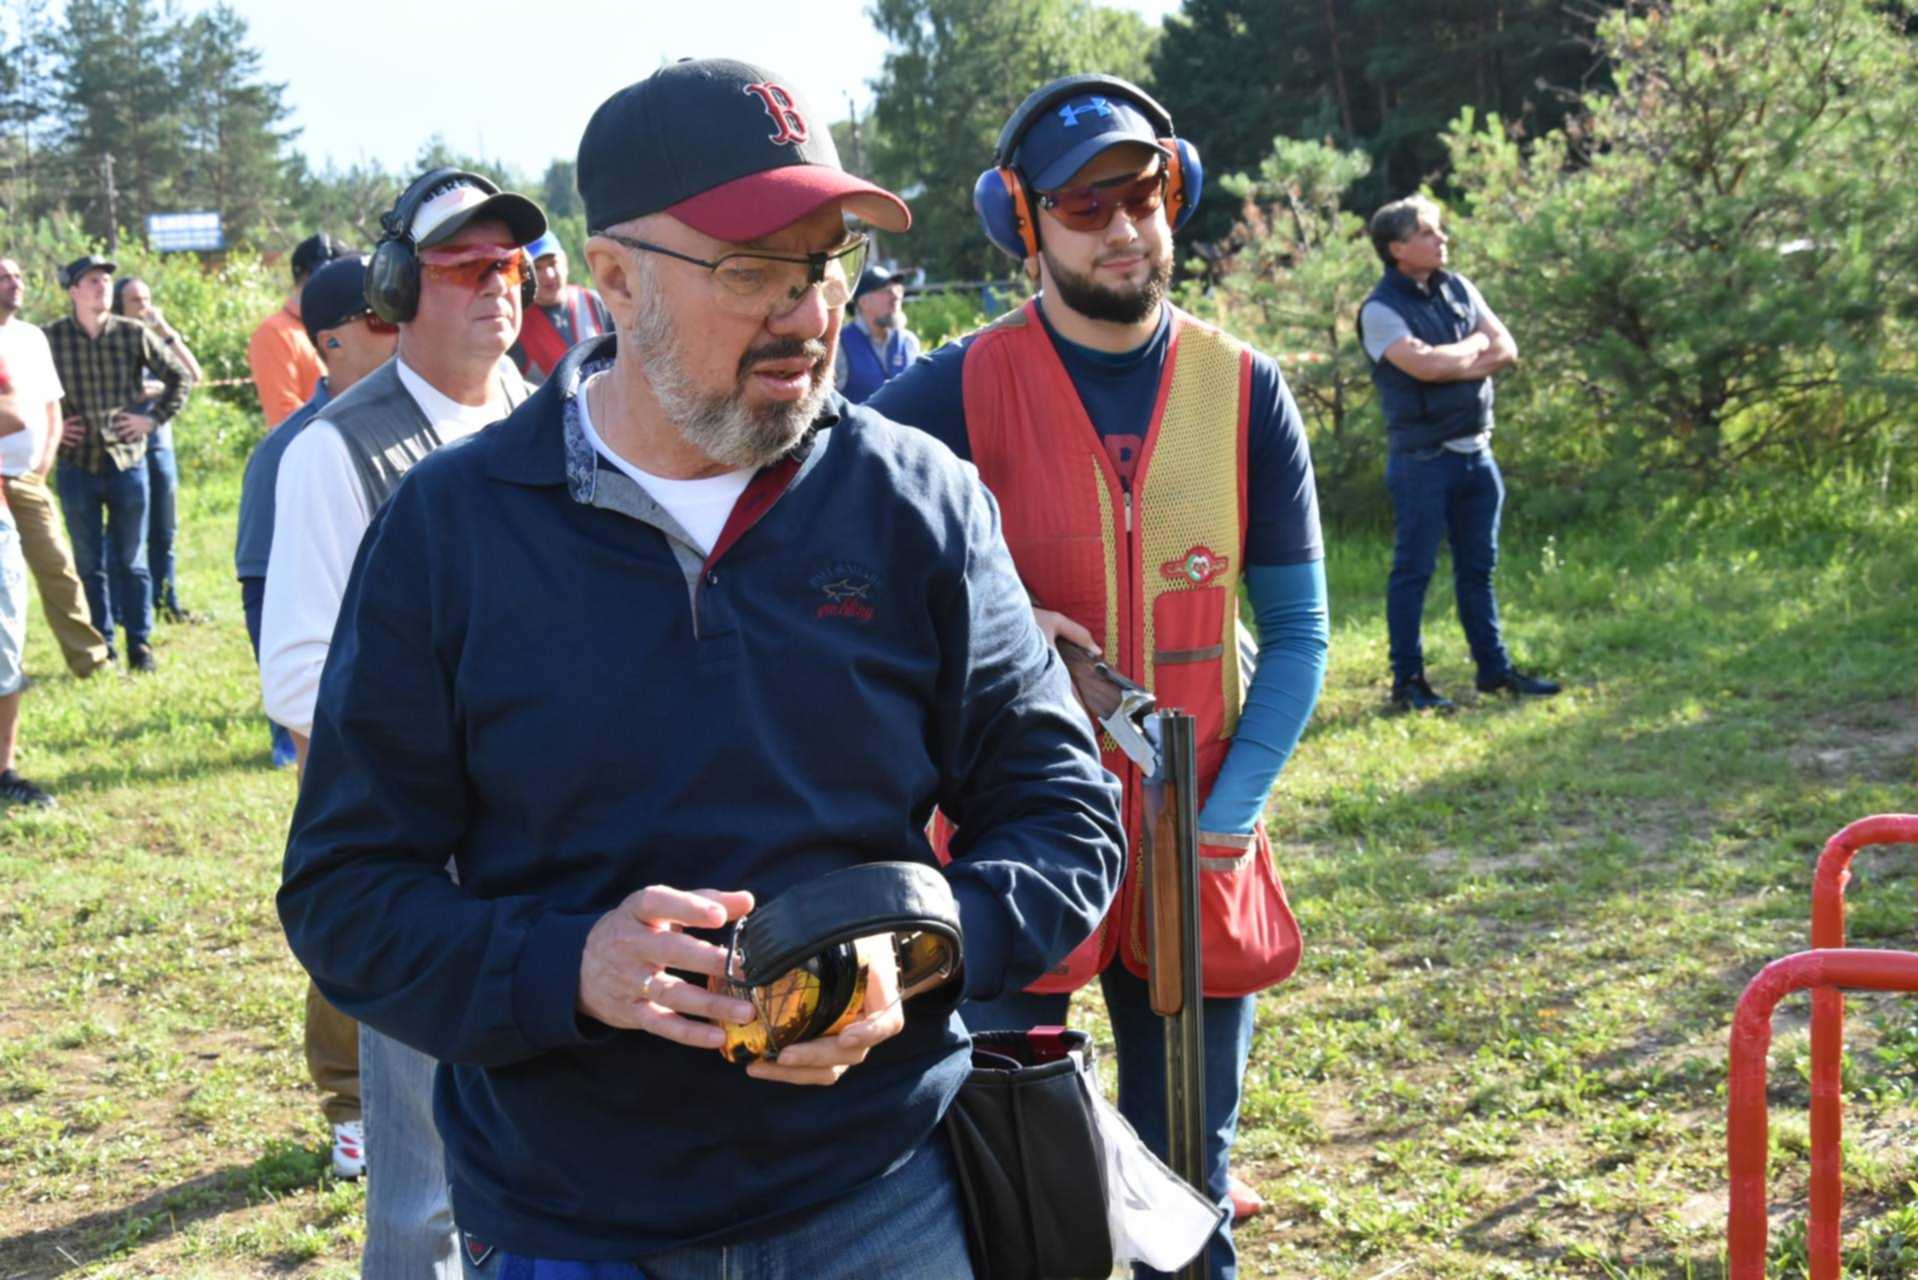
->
xmin=1390 ymin=674 xmax=1456 ymax=713
xmin=128 ymin=644 xmax=157 ymax=674
xmin=104 ymin=646 xmax=118 ymax=668
xmin=1477 ymin=668 xmax=1561 ymax=697
xmin=160 ymin=601 xmax=201 ymax=625
xmin=0 ymin=769 xmax=54 ymax=808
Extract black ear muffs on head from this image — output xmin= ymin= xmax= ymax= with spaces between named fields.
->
xmin=365 ymin=166 xmax=504 ymax=325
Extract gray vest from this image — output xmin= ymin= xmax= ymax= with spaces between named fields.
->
xmin=323 ymin=357 xmax=527 ymax=512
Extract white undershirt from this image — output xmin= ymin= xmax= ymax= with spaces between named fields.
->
xmin=0 ymin=318 xmax=62 ymax=476
xmin=260 ymin=358 xmax=514 ymax=735
xmin=576 ymin=372 xmax=752 ymax=555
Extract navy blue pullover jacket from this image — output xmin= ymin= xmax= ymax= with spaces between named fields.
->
xmin=277 ymin=336 xmax=1124 ymax=1259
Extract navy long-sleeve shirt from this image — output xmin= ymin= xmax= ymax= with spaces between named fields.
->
xmin=277 ymin=338 xmax=1124 ymax=1260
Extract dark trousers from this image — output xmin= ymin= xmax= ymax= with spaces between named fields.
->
xmin=1385 ymin=445 xmax=1512 ymax=684
xmin=145 ymin=439 xmax=180 ymax=612
xmin=964 ymin=964 xmax=1254 ymax=1279
xmin=56 ymin=460 xmax=152 ymax=649
xmin=240 ymin=577 xmax=295 ymax=761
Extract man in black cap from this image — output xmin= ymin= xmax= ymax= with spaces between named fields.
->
xmin=45 ymin=253 xmax=195 ymax=672
xmin=235 ymin=253 xmax=397 ymax=1183
xmin=264 ymin=172 xmax=542 ymax=1278
xmin=248 ymin=232 xmax=348 ymax=429
xmin=833 ymin=264 xmax=920 ymax=402
xmin=279 ymin=59 xmax=1123 ymax=1277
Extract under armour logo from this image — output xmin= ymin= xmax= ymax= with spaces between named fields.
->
xmin=1057 ymin=97 xmax=1114 ymax=128
xmin=743 ymin=82 xmax=809 ymax=146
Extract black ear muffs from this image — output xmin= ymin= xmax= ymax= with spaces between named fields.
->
xmin=365 ymin=166 xmax=512 ymax=325
xmin=973 ymin=74 xmax=1202 ymax=263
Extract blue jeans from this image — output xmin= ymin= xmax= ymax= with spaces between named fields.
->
xmin=458 ymin=1129 xmax=973 ymax=1279
xmin=145 ymin=439 xmax=180 ymax=612
xmin=55 ymin=461 xmax=152 ymax=649
xmin=965 ymin=965 xmax=1253 ymax=1280
xmin=1385 ymin=446 xmax=1512 ymax=684
xmin=239 ymin=578 xmax=296 ymax=762
xmin=362 ymin=1027 xmax=458 ymax=1279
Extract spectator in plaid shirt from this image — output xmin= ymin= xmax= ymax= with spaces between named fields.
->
xmin=45 ymin=255 xmax=193 ymax=672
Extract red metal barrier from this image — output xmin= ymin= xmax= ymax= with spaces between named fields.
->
xmin=1728 ymin=948 xmax=1918 ymax=1279
xmin=1806 ymin=815 xmax=1918 ymax=1277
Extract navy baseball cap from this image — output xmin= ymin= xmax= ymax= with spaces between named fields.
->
xmin=301 ymin=255 xmax=373 ymax=346
xmin=1014 ymin=92 xmax=1168 ymax=191
xmin=577 ymin=58 xmax=910 ymax=241
xmin=853 ymin=265 xmax=905 ymax=301
xmin=60 ymin=255 xmax=116 ymax=288
xmin=291 ymin=232 xmax=349 ymax=282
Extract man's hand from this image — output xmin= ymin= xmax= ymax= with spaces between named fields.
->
xmin=1033 ymin=607 xmax=1098 ymax=655
xmin=59 ymin=416 xmax=86 ymax=447
xmin=745 ymin=932 xmax=906 ymax=1087
xmin=578 ymin=885 xmax=756 ymax=1049
xmin=111 ymin=411 xmax=155 ymax=442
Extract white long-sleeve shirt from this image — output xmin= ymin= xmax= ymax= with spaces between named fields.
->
xmin=260 ymin=359 xmax=510 ymax=735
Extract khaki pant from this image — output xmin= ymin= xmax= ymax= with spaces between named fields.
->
xmin=2 ymin=472 xmax=109 ymax=676
xmin=305 ymin=980 xmax=362 ymax=1124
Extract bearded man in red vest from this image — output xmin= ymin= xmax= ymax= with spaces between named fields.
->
xmin=510 ymin=231 xmax=612 ymax=385
xmin=868 ymin=75 xmax=1329 ymax=1280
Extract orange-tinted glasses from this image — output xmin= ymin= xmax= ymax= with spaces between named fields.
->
xmin=419 ymin=244 xmax=525 ymax=291
xmin=1036 ymin=164 xmax=1167 ymax=233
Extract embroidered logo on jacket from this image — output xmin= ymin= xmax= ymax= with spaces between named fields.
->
xmin=1160 ymin=545 xmax=1231 ymax=587
xmin=811 ymin=562 xmax=881 ymax=623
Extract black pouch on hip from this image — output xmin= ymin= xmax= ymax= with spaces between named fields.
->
xmin=944 ymin=1027 xmax=1114 ymax=1280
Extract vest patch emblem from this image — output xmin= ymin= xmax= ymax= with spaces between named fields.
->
xmin=810 ymin=562 xmax=880 ymax=623
xmin=1160 ymin=545 xmax=1230 ymax=587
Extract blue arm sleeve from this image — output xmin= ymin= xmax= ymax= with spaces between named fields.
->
xmin=1195 ymin=560 xmax=1329 ymax=837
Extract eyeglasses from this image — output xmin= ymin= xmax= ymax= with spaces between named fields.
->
xmin=355 ymin=312 xmax=399 ymax=335
xmin=1036 ymin=165 xmax=1167 ymax=233
xmin=597 ymin=232 xmax=868 ymax=319
xmin=419 ymin=244 xmax=526 ymax=292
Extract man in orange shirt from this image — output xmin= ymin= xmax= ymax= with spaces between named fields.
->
xmin=247 ymin=233 xmax=348 ymax=429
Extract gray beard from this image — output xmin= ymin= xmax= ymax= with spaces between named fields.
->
xmin=627 ymin=291 xmax=828 ymax=471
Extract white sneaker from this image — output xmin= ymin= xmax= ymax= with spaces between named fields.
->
xmin=332 ymin=1119 xmax=365 ymax=1179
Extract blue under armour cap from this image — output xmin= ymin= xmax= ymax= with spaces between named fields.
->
xmin=1014 ymin=92 xmax=1167 ymax=191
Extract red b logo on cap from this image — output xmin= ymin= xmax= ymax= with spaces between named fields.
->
xmin=743 ymin=82 xmax=808 ymax=146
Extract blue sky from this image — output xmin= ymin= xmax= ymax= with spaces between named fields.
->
xmin=238 ymin=0 xmax=1183 ymax=181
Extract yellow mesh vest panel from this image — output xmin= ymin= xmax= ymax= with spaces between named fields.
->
xmin=1137 ymin=321 xmax=1247 ymax=739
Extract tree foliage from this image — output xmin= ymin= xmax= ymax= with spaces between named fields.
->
xmin=1445 ymin=0 xmax=1918 ymax=480
xmin=866 ymin=0 xmax=1159 ymax=280
xmin=1189 ymin=137 xmax=1381 ymax=511
xmin=1150 ymin=0 xmax=1618 ymax=252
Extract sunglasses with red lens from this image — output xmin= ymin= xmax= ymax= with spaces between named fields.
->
xmin=419 ymin=244 xmax=526 ymax=291
xmin=1036 ymin=166 xmax=1167 ymax=233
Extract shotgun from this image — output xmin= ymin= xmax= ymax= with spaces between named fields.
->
xmin=1057 ymin=643 xmax=1209 ymax=1278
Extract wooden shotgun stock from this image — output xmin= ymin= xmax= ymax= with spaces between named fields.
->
xmin=1144 ymin=711 xmax=1209 ymax=1279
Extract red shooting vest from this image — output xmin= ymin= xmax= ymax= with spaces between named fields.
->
xmin=951 ymin=300 xmax=1302 ymax=997
xmin=519 ymin=287 xmax=610 ymax=383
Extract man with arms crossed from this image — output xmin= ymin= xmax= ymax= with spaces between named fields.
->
xmin=1359 ymin=195 xmax=1559 ymax=712
xmin=261 ymin=171 xmax=541 ymax=1276
xmin=0 ymin=257 xmax=109 ymax=679
xmin=869 ymin=75 xmax=1330 ymax=1279
xmin=279 ymin=60 xmax=1122 ymax=1279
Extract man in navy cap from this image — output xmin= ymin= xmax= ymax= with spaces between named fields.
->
xmin=869 ymin=75 xmax=1330 ymax=1278
xmin=833 ymin=264 xmax=919 ymax=402
xmin=279 ymin=58 xmax=1123 ymax=1277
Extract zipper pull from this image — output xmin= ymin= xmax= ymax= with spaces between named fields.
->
xmin=1123 ymin=490 xmax=1133 ymax=533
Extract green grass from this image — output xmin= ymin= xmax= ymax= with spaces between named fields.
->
xmin=0 ymin=462 xmax=1914 ymax=1276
